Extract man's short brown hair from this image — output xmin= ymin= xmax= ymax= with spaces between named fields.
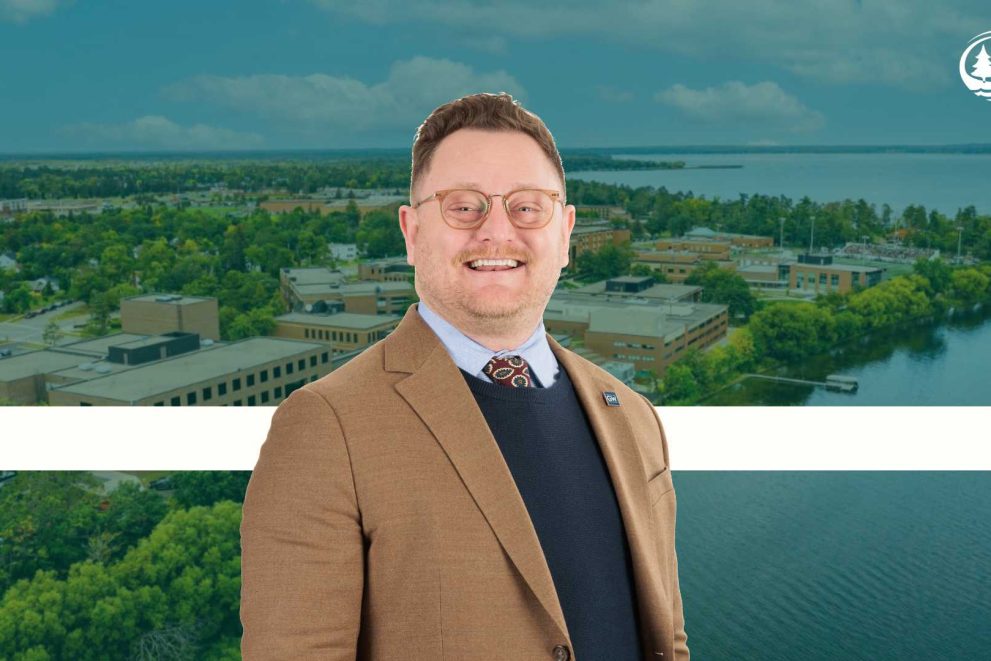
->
xmin=410 ymin=92 xmax=565 ymax=201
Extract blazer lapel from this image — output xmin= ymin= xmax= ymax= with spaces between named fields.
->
xmin=386 ymin=304 xmax=572 ymax=643
xmin=548 ymin=335 xmax=673 ymax=655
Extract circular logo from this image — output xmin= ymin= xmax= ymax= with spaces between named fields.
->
xmin=960 ymin=31 xmax=991 ymax=100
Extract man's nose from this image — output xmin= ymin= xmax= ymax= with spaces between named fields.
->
xmin=475 ymin=196 xmax=516 ymax=241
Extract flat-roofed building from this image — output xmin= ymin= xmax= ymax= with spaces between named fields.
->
xmin=634 ymin=249 xmax=736 ymax=282
xmin=568 ymin=221 xmax=632 ymax=264
xmin=544 ymin=294 xmax=728 ymax=376
xmin=359 ymin=256 xmax=414 ymax=282
xmin=736 ymin=263 xmax=791 ymax=290
xmin=789 ymin=255 xmax=884 ymax=294
xmin=283 ymin=269 xmax=415 ymax=315
xmin=329 ymin=243 xmax=358 ymax=261
xmin=274 ymin=312 xmax=400 ymax=355
xmin=568 ymin=276 xmax=702 ymax=303
xmin=47 ymin=336 xmax=336 ymax=406
xmin=280 ymin=267 xmax=347 ymax=311
xmin=121 ymin=293 xmax=220 ymax=341
xmin=0 ymin=349 xmax=98 ymax=404
xmin=1 ymin=332 xmax=202 ymax=403
xmin=685 ymin=226 xmax=774 ymax=248
xmin=655 ymin=237 xmax=732 ymax=259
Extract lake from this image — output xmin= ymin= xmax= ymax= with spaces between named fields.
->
xmin=702 ymin=307 xmax=991 ymax=405
xmin=674 ymin=471 xmax=991 ymax=660
xmin=571 ymin=152 xmax=991 ymax=216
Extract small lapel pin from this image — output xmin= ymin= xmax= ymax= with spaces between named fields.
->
xmin=602 ymin=391 xmax=621 ymax=407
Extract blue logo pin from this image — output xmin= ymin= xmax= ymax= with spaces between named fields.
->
xmin=602 ymin=391 xmax=620 ymax=407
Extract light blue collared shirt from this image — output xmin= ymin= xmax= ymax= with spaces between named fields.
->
xmin=416 ymin=300 xmax=560 ymax=387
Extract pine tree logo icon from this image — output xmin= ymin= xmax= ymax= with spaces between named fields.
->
xmin=960 ymin=31 xmax=991 ymax=100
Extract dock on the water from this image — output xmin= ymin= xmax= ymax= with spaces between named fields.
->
xmin=743 ymin=373 xmax=859 ymax=393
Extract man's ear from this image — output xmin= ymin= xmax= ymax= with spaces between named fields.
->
xmin=398 ymin=205 xmax=418 ymax=266
xmin=561 ymin=203 xmax=576 ymax=267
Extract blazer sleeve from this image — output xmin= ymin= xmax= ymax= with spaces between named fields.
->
xmin=640 ymin=395 xmax=690 ymax=661
xmin=240 ymin=387 xmax=364 ymax=660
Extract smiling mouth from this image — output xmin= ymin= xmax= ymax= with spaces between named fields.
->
xmin=465 ymin=258 xmax=526 ymax=271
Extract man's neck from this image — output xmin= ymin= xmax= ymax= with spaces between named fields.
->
xmin=420 ymin=301 xmax=542 ymax=351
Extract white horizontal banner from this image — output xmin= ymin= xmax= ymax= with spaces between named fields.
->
xmin=1 ymin=407 xmax=989 ymax=470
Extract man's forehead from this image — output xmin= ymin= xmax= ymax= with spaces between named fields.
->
xmin=446 ymin=181 xmax=551 ymax=191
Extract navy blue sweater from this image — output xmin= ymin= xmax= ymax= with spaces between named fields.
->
xmin=460 ymin=365 xmax=643 ymax=661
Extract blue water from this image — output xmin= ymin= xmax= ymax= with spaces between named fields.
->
xmin=674 ymin=471 xmax=991 ymax=660
xmin=705 ymin=308 xmax=991 ymax=405
xmin=571 ymin=152 xmax=991 ymax=216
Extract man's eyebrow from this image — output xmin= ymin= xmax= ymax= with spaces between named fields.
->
xmin=445 ymin=182 xmax=551 ymax=191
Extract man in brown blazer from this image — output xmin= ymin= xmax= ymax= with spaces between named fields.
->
xmin=241 ymin=93 xmax=689 ymax=660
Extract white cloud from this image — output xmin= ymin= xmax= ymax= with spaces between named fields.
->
xmin=0 ymin=0 xmax=68 ymax=23
xmin=162 ymin=56 xmax=526 ymax=131
xmin=62 ymin=116 xmax=265 ymax=150
xmin=307 ymin=0 xmax=988 ymax=89
xmin=656 ymin=81 xmax=825 ymax=132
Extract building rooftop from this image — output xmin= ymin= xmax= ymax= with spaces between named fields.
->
xmin=736 ymin=264 xmax=779 ymax=274
xmin=571 ymin=224 xmax=616 ymax=235
xmin=788 ymin=261 xmax=883 ymax=273
xmin=281 ymin=267 xmax=347 ymax=286
xmin=49 ymin=336 xmax=326 ymax=402
xmin=276 ymin=312 xmax=401 ymax=329
xmin=124 ymin=293 xmax=215 ymax=305
xmin=291 ymin=280 xmax=413 ymax=297
xmin=570 ymin=280 xmax=701 ymax=301
xmin=545 ymin=294 xmax=726 ymax=341
xmin=686 ymin=226 xmax=769 ymax=240
xmin=0 ymin=349 xmax=95 ymax=382
xmin=55 ymin=333 xmax=152 ymax=357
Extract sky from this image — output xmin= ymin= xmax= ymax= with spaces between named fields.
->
xmin=2 ymin=0 xmax=991 ymax=152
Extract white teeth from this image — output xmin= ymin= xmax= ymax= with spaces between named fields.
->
xmin=468 ymin=259 xmax=519 ymax=269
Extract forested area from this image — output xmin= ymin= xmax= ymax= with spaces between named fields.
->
xmin=0 ymin=472 xmax=250 ymax=660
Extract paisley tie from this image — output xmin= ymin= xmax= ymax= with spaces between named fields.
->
xmin=483 ymin=354 xmax=535 ymax=388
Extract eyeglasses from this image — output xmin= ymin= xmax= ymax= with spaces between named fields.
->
xmin=412 ymin=188 xmax=563 ymax=230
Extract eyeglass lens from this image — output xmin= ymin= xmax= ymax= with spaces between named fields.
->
xmin=441 ymin=189 xmax=552 ymax=227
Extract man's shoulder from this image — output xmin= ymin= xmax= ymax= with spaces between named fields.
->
xmin=299 ymin=339 xmax=395 ymax=405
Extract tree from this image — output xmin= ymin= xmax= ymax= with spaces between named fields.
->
xmin=168 ymin=472 xmax=251 ymax=509
xmin=356 ymin=209 xmax=405 ymax=258
xmin=912 ymin=257 xmax=953 ymax=295
xmin=950 ymin=268 xmax=990 ymax=305
xmin=972 ymin=44 xmax=991 ymax=82
xmin=685 ymin=261 xmax=757 ymax=321
xmin=0 ymin=502 xmax=242 ymax=660
xmin=749 ymin=302 xmax=837 ymax=364
xmin=2 ymin=283 xmax=33 ymax=313
xmin=660 ymin=362 xmax=700 ymax=403
xmin=95 ymin=481 xmax=169 ymax=560
xmin=575 ymin=242 xmax=635 ymax=280
xmin=0 ymin=472 xmax=102 ymax=592
xmin=42 ymin=320 xmax=63 ymax=347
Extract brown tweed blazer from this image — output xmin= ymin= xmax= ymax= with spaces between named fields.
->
xmin=240 ymin=303 xmax=689 ymax=660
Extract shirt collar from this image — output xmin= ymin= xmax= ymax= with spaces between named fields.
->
xmin=416 ymin=300 xmax=559 ymax=387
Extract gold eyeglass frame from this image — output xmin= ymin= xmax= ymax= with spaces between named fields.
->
xmin=411 ymin=188 xmax=563 ymax=230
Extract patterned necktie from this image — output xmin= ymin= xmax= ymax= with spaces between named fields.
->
xmin=483 ymin=354 xmax=535 ymax=388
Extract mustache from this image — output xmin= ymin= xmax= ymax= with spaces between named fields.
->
xmin=457 ymin=250 xmax=531 ymax=264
